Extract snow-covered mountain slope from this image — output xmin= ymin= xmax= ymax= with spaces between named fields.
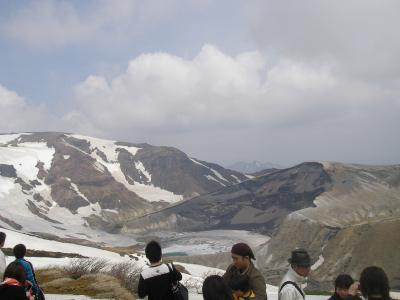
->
xmin=0 ymin=132 xmax=246 ymax=238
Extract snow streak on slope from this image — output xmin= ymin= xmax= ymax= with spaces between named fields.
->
xmin=190 ymin=158 xmax=230 ymax=186
xmin=69 ymin=134 xmax=183 ymax=203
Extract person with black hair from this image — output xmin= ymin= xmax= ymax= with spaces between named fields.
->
xmin=223 ymin=243 xmax=267 ymax=300
xmin=13 ymin=244 xmax=42 ymax=299
xmin=0 ymin=261 xmax=33 ymax=300
xmin=328 ymin=274 xmax=359 ymax=300
xmin=279 ymin=249 xmax=311 ymax=300
xmin=347 ymin=266 xmax=391 ymax=300
xmin=0 ymin=231 xmax=6 ymax=279
xmin=202 ymin=275 xmax=233 ymax=300
xmin=137 ymin=240 xmax=183 ymax=300
xmin=229 ymin=274 xmax=255 ymax=300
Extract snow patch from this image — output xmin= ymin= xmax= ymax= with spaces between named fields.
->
xmin=67 ymin=178 xmax=90 ymax=203
xmin=0 ymin=133 xmax=22 ymax=144
xmin=63 ymin=155 xmax=70 ymax=160
xmin=135 ymin=161 xmax=152 ymax=182
xmin=0 ymin=176 xmax=14 ymax=196
xmin=231 ymin=174 xmax=242 ymax=183
xmin=2 ymin=228 xmax=123 ymax=261
xmin=0 ymin=142 xmax=55 ymax=180
xmin=205 ymin=175 xmax=226 ymax=186
xmin=311 ymin=254 xmax=325 ymax=270
xmin=69 ymin=134 xmax=140 ymax=163
xmin=126 ymin=180 xmax=183 ymax=203
xmin=77 ymin=202 xmax=102 ymax=217
xmin=103 ymin=208 xmax=118 ymax=214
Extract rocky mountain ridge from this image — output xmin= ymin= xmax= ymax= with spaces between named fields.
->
xmin=1 ymin=132 xmax=399 ymax=290
xmin=0 ymin=132 xmax=246 ymax=238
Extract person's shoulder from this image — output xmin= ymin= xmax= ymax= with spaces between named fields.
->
xmin=248 ymin=263 xmax=264 ymax=277
xmin=141 ymin=264 xmax=170 ymax=280
xmin=279 ymin=282 xmax=297 ymax=292
xmin=17 ymin=258 xmax=29 ymax=266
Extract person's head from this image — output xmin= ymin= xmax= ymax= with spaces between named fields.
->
xmin=360 ymin=266 xmax=390 ymax=300
xmin=289 ymin=249 xmax=311 ymax=277
xmin=145 ymin=240 xmax=162 ymax=264
xmin=0 ymin=232 xmax=6 ymax=248
xmin=13 ymin=244 xmax=27 ymax=259
xmin=334 ymin=274 xmax=354 ymax=299
xmin=202 ymin=275 xmax=233 ymax=300
xmin=3 ymin=261 xmax=26 ymax=283
xmin=229 ymin=274 xmax=251 ymax=297
xmin=231 ymin=243 xmax=255 ymax=270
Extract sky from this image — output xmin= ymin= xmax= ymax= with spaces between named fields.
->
xmin=0 ymin=0 xmax=399 ymax=167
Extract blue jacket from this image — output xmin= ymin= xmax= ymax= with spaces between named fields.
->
xmin=16 ymin=258 xmax=39 ymax=295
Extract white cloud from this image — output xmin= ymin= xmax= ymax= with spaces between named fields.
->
xmin=245 ymin=0 xmax=400 ymax=81
xmin=0 ymin=84 xmax=49 ymax=132
xmin=66 ymin=44 xmax=397 ymax=138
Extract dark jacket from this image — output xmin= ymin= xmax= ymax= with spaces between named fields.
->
xmin=329 ymin=293 xmax=364 ymax=300
xmin=328 ymin=292 xmax=343 ymax=300
xmin=223 ymin=263 xmax=267 ymax=300
xmin=0 ymin=284 xmax=28 ymax=300
xmin=138 ymin=263 xmax=182 ymax=300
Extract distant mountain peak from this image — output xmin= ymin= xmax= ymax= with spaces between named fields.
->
xmin=227 ymin=160 xmax=284 ymax=174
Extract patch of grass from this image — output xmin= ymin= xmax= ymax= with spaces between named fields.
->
xmin=108 ymin=262 xmax=142 ymax=294
xmin=63 ymin=258 xmax=108 ymax=279
xmin=36 ymin=268 xmax=135 ymax=300
xmin=36 ymin=258 xmax=144 ymax=299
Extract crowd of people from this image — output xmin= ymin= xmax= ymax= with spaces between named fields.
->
xmin=138 ymin=240 xmax=393 ymax=300
xmin=0 ymin=230 xmax=394 ymax=300
xmin=0 ymin=232 xmax=43 ymax=300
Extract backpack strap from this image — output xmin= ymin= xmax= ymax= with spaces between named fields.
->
xmin=165 ymin=263 xmax=178 ymax=283
xmin=279 ymin=281 xmax=305 ymax=300
xmin=165 ymin=262 xmax=173 ymax=273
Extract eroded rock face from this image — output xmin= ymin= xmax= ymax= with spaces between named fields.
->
xmin=44 ymin=136 xmax=157 ymax=222
xmin=256 ymin=162 xmax=400 ymax=290
xmin=0 ymin=164 xmax=17 ymax=178
xmin=118 ymin=144 xmax=247 ymax=198
xmin=123 ymin=162 xmax=332 ymax=234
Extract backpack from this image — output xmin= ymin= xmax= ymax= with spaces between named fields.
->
xmin=166 ymin=263 xmax=188 ymax=300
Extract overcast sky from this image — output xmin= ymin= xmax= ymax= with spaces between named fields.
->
xmin=0 ymin=0 xmax=399 ymax=166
